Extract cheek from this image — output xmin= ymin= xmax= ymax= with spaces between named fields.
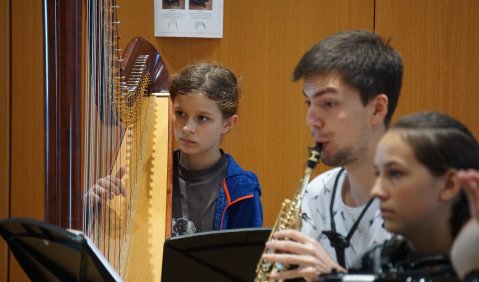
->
xmin=394 ymin=181 xmax=438 ymax=220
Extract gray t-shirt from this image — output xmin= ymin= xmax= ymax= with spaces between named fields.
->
xmin=172 ymin=152 xmax=227 ymax=237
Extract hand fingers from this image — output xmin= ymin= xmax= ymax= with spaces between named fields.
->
xmin=268 ymin=265 xmax=320 ymax=281
xmin=92 ymin=184 xmax=115 ymax=200
xmin=115 ymin=166 xmax=127 ymax=179
xmin=97 ymin=175 xmax=127 ymax=197
xmin=114 ymin=167 xmax=127 ymax=196
xmin=458 ymin=170 xmax=479 ymax=218
xmin=263 ymin=235 xmax=343 ymax=274
xmin=273 ymin=229 xmax=316 ymax=243
xmin=262 ymin=252 xmax=317 ymax=267
xmin=266 ymin=238 xmax=315 ymax=256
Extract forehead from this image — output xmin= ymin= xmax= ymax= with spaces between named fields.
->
xmin=375 ymin=131 xmax=417 ymax=166
xmin=302 ymin=72 xmax=360 ymax=100
xmin=173 ymin=94 xmax=221 ymax=113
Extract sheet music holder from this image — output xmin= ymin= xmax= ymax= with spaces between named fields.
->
xmin=0 ymin=217 xmax=122 ymax=282
xmin=162 ymin=228 xmax=271 ymax=282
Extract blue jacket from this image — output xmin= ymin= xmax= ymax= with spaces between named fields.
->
xmin=212 ymin=153 xmax=263 ymax=230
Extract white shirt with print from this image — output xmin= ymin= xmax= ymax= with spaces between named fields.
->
xmin=301 ymin=167 xmax=391 ymax=269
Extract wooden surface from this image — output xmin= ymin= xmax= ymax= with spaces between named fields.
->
xmin=8 ymin=0 xmax=45 ymax=281
xmin=0 ymin=1 xmax=10 ymax=280
xmin=376 ymin=0 xmax=479 ymax=138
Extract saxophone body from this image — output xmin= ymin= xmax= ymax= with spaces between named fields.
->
xmin=255 ymin=144 xmax=322 ymax=282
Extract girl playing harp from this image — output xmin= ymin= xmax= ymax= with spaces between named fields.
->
xmin=87 ymin=62 xmax=263 ymax=236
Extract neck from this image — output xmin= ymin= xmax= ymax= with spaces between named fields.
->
xmin=341 ymin=164 xmax=376 ymax=207
xmin=179 ymin=149 xmax=222 ymax=170
xmin=342 ymin=129 xmax=383 ymax=207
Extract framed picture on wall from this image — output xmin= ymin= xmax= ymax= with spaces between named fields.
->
xmin=154 ymin=0 xmax=223 ymax=38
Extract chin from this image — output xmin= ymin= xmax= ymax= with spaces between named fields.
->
xmin=384 ymin=223 xmax=404 ymax=236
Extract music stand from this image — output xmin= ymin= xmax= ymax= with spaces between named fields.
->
xmin=161 ymin=228 xmax=271 ymax=282
xmin=0 ymin=217 xmax=122 ymax=282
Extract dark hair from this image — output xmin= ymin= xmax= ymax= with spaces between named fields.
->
xmin=392 ymin=112 xmax=477 ymax=239
xmin=293 ymin=30 xmax=403 ymax=126
xmin=169 ymin=62 xmax=240 ymax=119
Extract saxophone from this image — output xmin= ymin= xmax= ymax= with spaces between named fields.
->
xmin=255 ymin=144 xmax=322 ymax=282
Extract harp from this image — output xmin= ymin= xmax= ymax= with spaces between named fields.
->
xmin=44 ymin=0 xmax=172 ymax=280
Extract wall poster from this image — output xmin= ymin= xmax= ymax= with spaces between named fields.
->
xmin=154 ymin=0 xmax=224 ymax=38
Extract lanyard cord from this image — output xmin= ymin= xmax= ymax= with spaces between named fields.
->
xmin=322 ymin=168 xmax=375 ymax=267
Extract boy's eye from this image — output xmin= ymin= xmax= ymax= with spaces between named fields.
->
xmin=304 ymin=100 xmax=311 ymax=107
xmin=198 ymin=115 xmax=209 ymax=121
xmin=323 ymin=101 xmax=336 ymax=108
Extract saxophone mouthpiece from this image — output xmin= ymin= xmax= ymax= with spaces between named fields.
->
xmin=307 ymin=144 xmax=322 ymax=169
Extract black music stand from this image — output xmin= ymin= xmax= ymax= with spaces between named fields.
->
xmin=0 ymin=217 xmax=122 ymax=282
xmin=161 ymin=228 xmax=271 ymax=282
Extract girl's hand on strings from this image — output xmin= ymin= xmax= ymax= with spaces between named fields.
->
xmin=88 ymin=167 xmax=127 ymax=205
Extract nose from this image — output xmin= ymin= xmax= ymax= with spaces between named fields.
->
xmin=182 ymin=118 xmax=196 ymax=134
xmin=371 ymin=177 xmax=388 ymax=200
xmin=305 ymin=106 xmax=323 ymax=129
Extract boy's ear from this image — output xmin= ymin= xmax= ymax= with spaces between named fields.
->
xmin=222 ymin=114 xmax=238 ymax=133
xmin=370 ymin=94 xmax=388 ymax=125
xmin=440 ymin=169 xmax=462 ymax=201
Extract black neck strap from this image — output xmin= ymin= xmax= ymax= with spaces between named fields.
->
xmin=322 ymin=168 xmax=375 ymax=268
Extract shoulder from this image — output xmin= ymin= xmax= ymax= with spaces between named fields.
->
xmin=304 ymin=167 xmax=345 ymax=199
xmin=309 ymin=167 xmax=346 ymax=187
xmin=224 ymin=153 xmax=261 ymax=197
xmin=225 ymin=153 xmax=259 ymax=181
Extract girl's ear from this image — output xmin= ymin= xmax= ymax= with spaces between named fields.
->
xmin=222 ymin=114 xmax=238 ymax=134
xmin=440 ymin=169 xmax=462 ymax=201
xmin=370 ymin=94 xmax=388 ymax=126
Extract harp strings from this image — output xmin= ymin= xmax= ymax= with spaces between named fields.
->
xmin=83 ymin=0 xmax=129 ymax=273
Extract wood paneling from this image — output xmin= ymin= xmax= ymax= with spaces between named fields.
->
xmin=118 ymin=0 xmax=375 ymax=226
xmin=9 ymin=0 xmax=45 ymax=280
xmin=0 ymin=1 xmax=11 ymax=280
xmin=376 ymin=0 xmax=479 ymax=138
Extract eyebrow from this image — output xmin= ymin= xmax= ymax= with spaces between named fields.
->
xmin=302 ymin=87 xmax=338 ymax=99
xmin=174 ymin=107 xmax=215 ymax=117
xmin=382 ymin=160 xmax=407 ymax=169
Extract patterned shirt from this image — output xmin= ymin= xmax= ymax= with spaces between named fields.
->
xmin=301 ymin=167 xmax=391 ymax=268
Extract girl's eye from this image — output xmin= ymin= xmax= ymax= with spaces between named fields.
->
xmin=198 ymin=115 xmax=209 ymax=121
xmin=175 ymin=111 xmax=186 ymax=117
xmin=304 ymin=100 xmax=311 ymax=107
xmin=387 ymin=168 xmax=404 ymax=183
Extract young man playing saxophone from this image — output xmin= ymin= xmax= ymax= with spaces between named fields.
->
xmin=261 ymin=30 xmax=403 ymax=281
